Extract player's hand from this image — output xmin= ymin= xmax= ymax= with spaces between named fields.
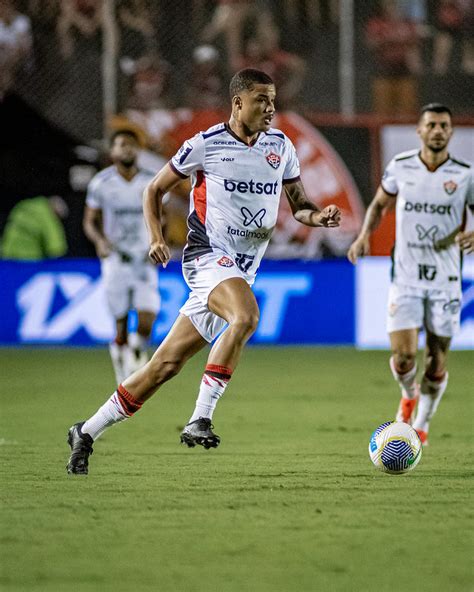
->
xmin=95 ymin=237 xmax=112 ymax=258
xmin=347 ymin=235 xmax=370 ymax=264
xmin=455 ymin=230 xmax=474 ymax=254
xmin=312 ymin=205 xmax=341 ymax=228
xmin=149 ymin=239 xmax=171 ymax=267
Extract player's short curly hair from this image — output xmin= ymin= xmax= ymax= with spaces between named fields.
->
xmin=420 ymin=103 xmax=452 ymax=119
xmin=229 ymin=68 xmax=274 ymax=99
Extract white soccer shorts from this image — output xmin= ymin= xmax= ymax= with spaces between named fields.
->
xmin=101 ymin=253 xmax=160 ymax=319
xmin=180 ymin=250 xmax=254 ymax=342
xmin=386 ymin=283 xmax=462 ymax=337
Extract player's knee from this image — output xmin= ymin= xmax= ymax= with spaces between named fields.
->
xmin=393 ymin=351 xmax=416 ymax=373
xmin=137 ymin=324 xmax=152 ymax=339
xmin=230 ymin=310 xmax=260 ymax=338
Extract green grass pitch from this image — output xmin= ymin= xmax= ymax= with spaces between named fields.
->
xmin=1 ymin=347 xmax=472 ymax=592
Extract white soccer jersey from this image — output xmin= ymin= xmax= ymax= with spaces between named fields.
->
xmin=170 ymin=122 xmax=300 ymax=276
xmin=382 ymin=149 xmax=474 ymax=290
xmin=86 ymin=165 xmax=155 ymax=260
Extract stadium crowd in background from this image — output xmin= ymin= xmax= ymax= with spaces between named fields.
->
xmin=0 ymin=0 xmax=32 ymax=99
xmin=5 ymin=0 xmax=472 ymax=144
xmin=2 ymin=0 xmax=473 ymax=260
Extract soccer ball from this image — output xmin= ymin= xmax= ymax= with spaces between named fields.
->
xmin=369 ymin=421 xmax=422 ymax=474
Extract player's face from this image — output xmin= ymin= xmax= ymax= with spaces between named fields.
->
xmin=417 ymin=112 xmax=453 ymax=153
xmin=239 ymin=84 xmax=276 ymax=133
xmin=111 ymin=134 xmax=139 ymax=167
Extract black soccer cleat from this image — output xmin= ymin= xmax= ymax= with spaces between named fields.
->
xmin=180 ymin=418 xmax=221 ymax=450
xmin=66 ymin=422 xmax=94 ymax=475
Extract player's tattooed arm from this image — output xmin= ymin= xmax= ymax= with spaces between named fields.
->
xmin=144 ymin=163 xmax=185 ymax=267
xmin=347 ymin=185 xmax=395 ymax=264
xmin=284 ymin=180 xmax=341 ymax=228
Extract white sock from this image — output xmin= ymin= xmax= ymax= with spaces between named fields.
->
xmin=390 ymin=356 xmax=418 ymax=399
xmin=188 ymin=373 xmax=230 ymax=423
xmin=413 ymin=373 xmax=449 ymax=433
xmin=82 ymin=385 xmax=143 ymax=440
xmin=109 ymin=342 xmax=130 ymax=385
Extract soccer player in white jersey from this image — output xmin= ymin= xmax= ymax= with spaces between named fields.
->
xmin=83 ymin=130 xmax=159 ymax=384
xmin=348 ymin=103 xmax=474 ymax=445
xmin=67 ymin=68 xmax=341 ymax=474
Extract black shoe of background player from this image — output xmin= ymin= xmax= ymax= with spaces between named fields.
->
xmin=66 ymin=422 xmax=94 ymax=475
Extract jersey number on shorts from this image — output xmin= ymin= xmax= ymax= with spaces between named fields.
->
xmin=418 ymin=264 xmax=437 ymax=281
xmin=235 ymin=253 xmax=255 ymax=273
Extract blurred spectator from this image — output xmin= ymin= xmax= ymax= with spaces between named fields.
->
xmin=398 ymin=0 xmax=427 ymax=23
xmin=57 ymin=0 xmax=102 ymax=59
xmin=281 ymin=0 xmax=338 ymax=29
xmin=185 ymin=44 xmax=226 ymax=109
xmin=201 ymin=0 xmax=279 ymax=71
xmin=121 ymin=50 xmax=172 ymax=109
xmin=27 ymin=0 xmax=59 ymax=24
xmin=1 ymin=195 xmax=69 ymax=260
xmin=117 ymin=0 xmax=156 ymax=59
xmin=0 ymin=0 xmax=33 ymax=98
xmin=432 ymin=0 xmax=474 ymax=75
xmin=237 ymin=36 xmax=307 ymax=109
xmin=365 ymin=0 xmax=422 ymax=116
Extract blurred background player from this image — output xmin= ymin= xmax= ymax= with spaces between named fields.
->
xmin=66 ymin=68 xmax=341 ymax=474
xmin=83 ymin=129 xmax=159 ymax=384
xmin=348 ymin=103 xmax=474 ymax=445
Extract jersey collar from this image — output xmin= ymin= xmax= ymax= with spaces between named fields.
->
xmin=417 ymin=151 xmax=450 ymax=173
xmin=225 ymin=123 xmax=260 ymax=147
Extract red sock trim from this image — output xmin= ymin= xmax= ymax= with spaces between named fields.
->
xmin=205 ymin=364 xmax=233 ymax=380
xmin=424 ymin=371 xmax=446 ymax=383
xmin=117 ymin=384 xmax=143 ymax=415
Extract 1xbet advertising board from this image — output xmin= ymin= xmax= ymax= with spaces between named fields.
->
xmin=0 ymin=259 xmax=354 ymax=346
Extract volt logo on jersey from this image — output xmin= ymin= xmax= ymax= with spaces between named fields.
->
xmin=241 ymin=207 xmax=266 ymax=228
xmin=415 ymin=224 xmax=439 ymax=241
xmin=444 ymin=180 xmax=457 ymax=195
xmin=266 ymin=152 xmax=281 ymax=169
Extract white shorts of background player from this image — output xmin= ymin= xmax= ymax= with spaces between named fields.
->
xmin=386 ymin=282 xmax=462 ymax=338
xmin=102 ymin=252 xmax=160 ymax=382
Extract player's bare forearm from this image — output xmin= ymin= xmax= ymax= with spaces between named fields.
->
xmin=144 ymin=163 xmax=185 ymax=266
xmin=284 ymin=181 xmax=341 ymax=228
xmin=143 ymin=181 xmax=165 ymax=242
xmin=347 ymin=186 xmax=394 ymax=264
xmin=83 ymin=207 xmax=111 ymax=257
xmin=357 ymin=186 xmax=394 ymax=239
xmin=359 ymin=200 xmax=384 ymax=238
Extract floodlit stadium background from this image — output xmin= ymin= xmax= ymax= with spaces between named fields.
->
xmin=1 ymin=0 xmax=473 ymax=348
